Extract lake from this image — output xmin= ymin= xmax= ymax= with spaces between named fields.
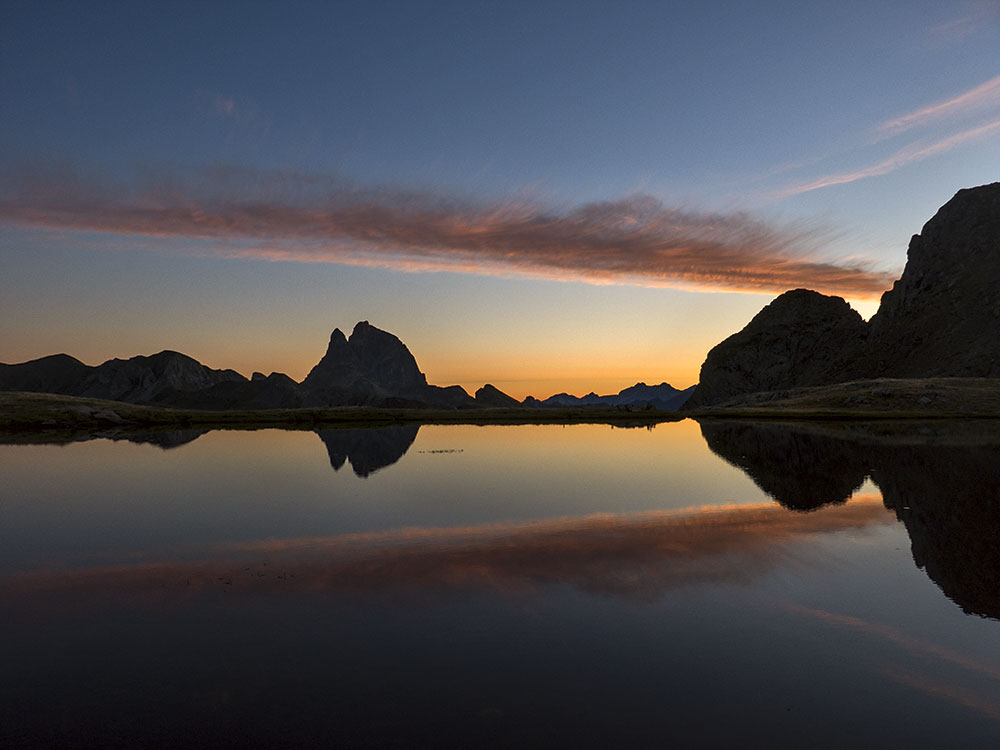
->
xmin=2 ymin=419 xmax=1000 ymax=748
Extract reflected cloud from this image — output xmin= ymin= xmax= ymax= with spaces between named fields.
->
xmin=787 ymin=603 xmax=1000 ymax=723
xmin=785 ymin=603 xmax=1000 ymax=681
xmin=882 ymin=666 xmax=1000 ymax=723
xmin=0 ymin=164 xmax=893 ymax=296
xmin=0 ymin=498 xmax=892 ymax=605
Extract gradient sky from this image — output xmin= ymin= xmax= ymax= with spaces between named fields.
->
xmin=2 ymin=1 xmax=999 ymax=398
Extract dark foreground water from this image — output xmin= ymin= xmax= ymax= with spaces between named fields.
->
xmin=2 ymin=420 xmax=1000 ymax=748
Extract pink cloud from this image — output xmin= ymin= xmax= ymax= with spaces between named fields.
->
xmin=0 ymin=164 xmax=896 ymax=297
xmin=878 ymin=74 xmax=1000 ymax=137
xmin=780 ymin=118 xmax=1000 ymax=198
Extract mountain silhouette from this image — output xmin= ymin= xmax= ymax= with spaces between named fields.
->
xmin=0 ymin=321 xmax=474 ymax=410
xmin=2 ymin=320 xmax=693 ymax=412
xmin=687 ymin=183 xmax=1000 ymax=406
xmin=538 ymin=382 xmax=695 ymax=410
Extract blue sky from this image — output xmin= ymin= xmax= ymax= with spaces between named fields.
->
xmin=2 ymin=1 xmax=999 ymax=396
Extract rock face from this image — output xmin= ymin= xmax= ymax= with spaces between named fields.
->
xmin=861 ymin=182 xmax=1000 ymax=378
xmin=686 ymin=183 xmax=1000 ymax=407
xmin=685 ymin=290 xmax=867 ymax=408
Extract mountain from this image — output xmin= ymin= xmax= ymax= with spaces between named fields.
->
xmin=0 ymin=350 xmax=247 ymax=404
xmin=302 ymin=321 xmax=473 ymax=407
xmin=474 ymin=384 xmax=521 ymax=407
xmin=685 ymin=290 xmax=867 ymax=409
xmin=686 ymin=183 xmax=1000 ymax=407
xmin=0 ymin=354 xmax=93 ymax=394
xmin=1 ymin=321 xmax=476 ymax=410
xmin=2 ymin=320 xmax=690 ymax=412
xmin=537 ymin=382 xmax=694 ymax=410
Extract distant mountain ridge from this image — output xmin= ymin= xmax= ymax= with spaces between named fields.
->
xmin=1 ymin=321 xmax=693 ymax=411
xmin=536 ymin=382 xmax=694 ymax=410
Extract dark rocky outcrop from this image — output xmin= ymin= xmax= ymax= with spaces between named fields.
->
xmin=686 ymin=290 xmax=867 ymax=408
xmin=861 ymin=182 xmax=1000 ymax=378
xmin=474 ymin=384 xmax=520 ymax=407
xmin=687 ymin=183 xmax=1000 ymax=407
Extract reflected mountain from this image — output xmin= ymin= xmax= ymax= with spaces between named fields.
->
xmin=314 ymin=424 xmax=419 ymax=477
xmin=0 ymin=427 xmax=207 ymax=450
xmin=699 ymin=420 xmax=869 ymax=510
xmin=699 ymin=418 xmax=1000 ymax=619
xmin=874 ymin=442 xmax=1000 ymax=621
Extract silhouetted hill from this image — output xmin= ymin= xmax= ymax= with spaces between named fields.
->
xmin=686 ymin=290 xmax=866 ymax=409
xmin=2 ymin=321 xmax=687 ymax=412
xmin=537 ymin=382 xmax=694 ymax=410
xmin=687 ymin=183 xmax=1000 ymax=407
xmin=0 ymin=350 xmax=247 ymax=404
xmin=474 ymin=384 xmax=520 ymax=407
xmin=0 ymin=354 xmax=92 ymax=394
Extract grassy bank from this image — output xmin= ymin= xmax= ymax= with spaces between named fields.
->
xmin=686 ymin=377 xmax=1000 ymax=419
xmin=0 ymin=391 xmax=682 ymax=433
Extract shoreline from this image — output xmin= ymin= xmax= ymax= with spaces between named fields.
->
xmin=7 ymin=377 xmax=1000 ymax=439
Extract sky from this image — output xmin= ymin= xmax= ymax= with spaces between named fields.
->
xmin=2 ymin=1 xmax=999 ymax=398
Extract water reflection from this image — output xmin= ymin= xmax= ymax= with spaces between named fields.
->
xmin=0 ymin=497 xmax=891 ymax=606
xmin=699 ymin=419 xmax=1000 ymax=619
xmin=314 ymin=425 xmax=419 ymax=477
xmin=699 ymin=420 xmax=868 ymax=510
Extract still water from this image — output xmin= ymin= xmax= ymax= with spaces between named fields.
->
xmin=2 ymin=420 xmax=1000 ymax=748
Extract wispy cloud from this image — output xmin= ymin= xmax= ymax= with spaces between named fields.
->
xmin=877 ymin=74 xmax=1000 ymax=138
xmin=930 ymin=3 xmax=1000 ymax=44
xmin=779 ymin=118 xmax=1000 ymax=198
xmin=0 ymin=164 xmax=896 ymax=297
